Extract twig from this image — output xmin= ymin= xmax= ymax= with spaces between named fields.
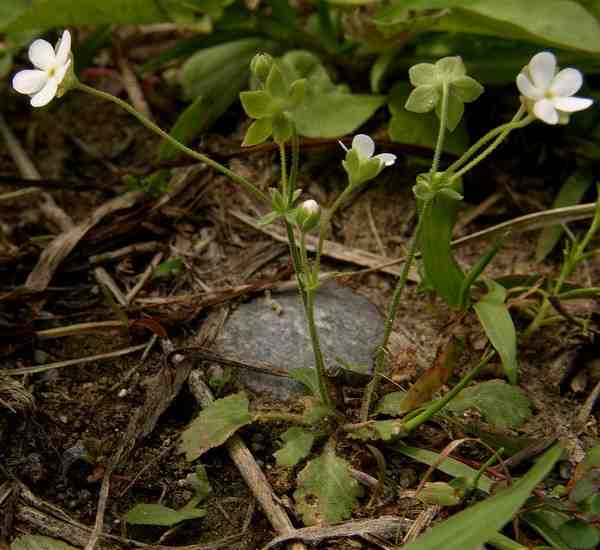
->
xmin=0 ymin=113 xmax=74 ymax=231
xmin=261 ymin=516 xmax=412 ymax=550
xmin=35 ymin=321 xmax=125 ymax=339
xmin=94 ymin=266 xmax=128 ymax=307
xmin=455 ymin=191 xmax=503 ymax=234
xmin=402 ymin=505 xmax=440 ymax=544
xmin=2 ymin=342 xmax=148 ymax=375
xmin=366 ymin=200 xmax=386 ymax=257
xmin=114 ymin=41 xmax=154 ymax=121
xmin=230 ymin=210 xmax=420 ymax=281
xmin=187 ymin=370 xmax=306 ymax=550
xmin=89 ymin=241 xmax=162 ymax=265
xmin=574 ymin=378 xmax=600 ymax=434
xmin=126 ymin=251 xmax=163 ymax=303
xmin=25 ymin=190 xmax=145 ymax=292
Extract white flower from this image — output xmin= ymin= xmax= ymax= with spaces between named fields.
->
xmin=516 ymin=51 xmax=593 ymax=125
xmin=12 ymin=30 xmax=72 ymax=108
xmin=339 ymin=134 xmax=396 ymax=167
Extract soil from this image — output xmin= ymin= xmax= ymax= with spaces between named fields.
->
xmin=1 ymin=43 xmax=599 ymax=550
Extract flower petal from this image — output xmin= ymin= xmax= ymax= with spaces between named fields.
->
xmin=351 ymin=134 xmax=375 ymax=159
xmin=516 ymin=73 xmax=543 ymax=100
xmin=28 ymin=39 xmax=56 ymax=70
xmin=55 ymin=30 xmax=71 ymax=66
xmin=30 ymin=78 xmax=58 ymax=107
xmin=549 ymin=68 xmax=582 ymax=97
xmin=374 ymin=153 xmax=396 ymax=167
xmin=529 ymin=51 xmax=556 ymax=91
xmin=54 ymin=58 xmax=71 ymax=85
xmin=533 ymin=98 xmax=559 ymax=125
xmin=12 ymin=69 xmax=47 ymax=94
xmin=552 ymin=96 xmax=593 ymax=113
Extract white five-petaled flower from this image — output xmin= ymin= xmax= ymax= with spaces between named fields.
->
xmin=12 ymin=30 xmax=72 ymax=108
xmin=339 ymin=134 xmax=396 ymax=167
xmin=516 ymin=52 xmax=593 ymax=125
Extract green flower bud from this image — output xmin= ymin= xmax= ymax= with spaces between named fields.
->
xmin=417 ymin=481 xmax=463 ymax=506
xmin=295 ymin=199 xmax=321 ymax=232
xmin=250 ymin=53 xmax=274 ymax=84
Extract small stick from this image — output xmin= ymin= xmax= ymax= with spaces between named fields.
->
xmin=0 ymin=113 xmax=74 ymax=231
xmin=366 ymin=200 xmax=387 ymax=257
xmin=126 ymin=251 xmax=163 ymax=304
xmin=89 ymin=241 xmax=162 ymax=265
xmin=115 ymin=41 xmax=154 ymax=121
xmin=94 ymin=266 xmax=128 ymax=307
xmin=187 ymin=370 xmax=306 ymax=550
xmin=3 ymin=342 xmax=148 ymax=375
xmin=402 ymin=505 xmax=440 ymax=544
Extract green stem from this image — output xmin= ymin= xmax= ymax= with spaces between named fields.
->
xmin=76 ymin=82 xmax=269 ymax=204
xmin=305 ymin=288 xmax=334 ymax=409
xmin=359 ymin=201 xmax=429 ymax=420
xmin=430 ymin=81 xmax=449 ymax=176
xmin=279 ymin=142 xmax=288 ymax=199
xmin=402 ymin=350 xmax=495 ymax=433
xmin=315 ymin=186 xmax=354 ymax=273
xmin=450 ymin=113 xmax=534 ymax=182
xmin=289 ymin=126 xmax=300 ymax=201
xmin=524 ymin=199 xmax=600 ymax=338
xmin=447 ymin=106 xmax=527 ymax=175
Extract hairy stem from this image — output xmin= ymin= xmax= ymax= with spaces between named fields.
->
xmin=360 ymin=202 xmax=429 ymax=420
xmin=77 ymin=82 xmax=268 ymax=204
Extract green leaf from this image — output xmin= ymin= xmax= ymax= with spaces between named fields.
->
xmin=180 ymin=392 xmax=252 ymax=461
xmin=346 ymin=419 xmax=405 ymax=441
xmin=375 ymin=391 xmax=407 ymax=416
xmin=152 ymin=259 xmax=183 ymax=279
xmin=11 ymin=536 xmax=79 ymax=550
xmin=290 ymin=367 xmax=320 ymax=396
xmin=277 ymin=50 xmax=386 ymax=138
xmin=124 ymin=503 xmax=206 ymax=526
xmin=393 ymin=444 xmax=494 ymax=493
xmin=274 ymin=427 xmax=315 ymax=467
xmin=447 ymin=380 xmax=531 ymax=429
xmin=473 ymin=281 xmax=518 ymax=384
xmin=536 ymin=169 xmax=594 ymax=262
xmin=557 ymin=519 xmax=600 ymax=550
xmin=374 ymin=1 xmax=600 ymax=54
xmin=401 ymin=444 xmax=563 ymax=550
xmin=388 ymin=83 xmax=468 ymax=155
xmin=294 ymin=446 xmax=363 ymax=525
xmin=371 ymin=50 xmax=397 ymax=93
xmin=159 ymin=96 xmax=209 ymax=160
xmin=1 ymin=0 xmax=164 ymax=31
xmin=243 ymin=118 xmax=273 ymax=147
xmin=523 ymin=511 xmax=573 ymax=550
xmin=181 ymin=39 xmax=270 ymax=101
xmin=419 ymin=182 xmax=466 ymax=308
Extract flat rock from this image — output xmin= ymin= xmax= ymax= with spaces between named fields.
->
xmin=215 ymin=283 xmax=384 ymax=401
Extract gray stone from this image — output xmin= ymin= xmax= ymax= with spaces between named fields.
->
xmin=215 ymin=283 xmax=384 ymax=400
